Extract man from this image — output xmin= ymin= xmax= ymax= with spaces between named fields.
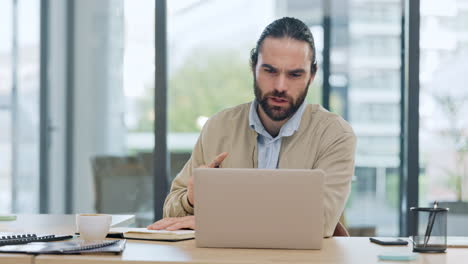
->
xmin=148 ymin=17 xmax=356 ymax=237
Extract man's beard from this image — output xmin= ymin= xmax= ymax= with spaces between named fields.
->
xmin=253 ymin=78 xmax=309 ymax=121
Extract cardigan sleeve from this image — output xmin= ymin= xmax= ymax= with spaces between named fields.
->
xmin=162 ymin=131 xmax=205 ymax=218
xmin=315 ymin=119 xmax=356 ymax=237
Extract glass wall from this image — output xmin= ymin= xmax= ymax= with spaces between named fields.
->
xmin=166 ymin=0 xmax=323 ymax=180
xmin=419 ymin=0 xmax=468 ymax=235
xmin=0 ymin=0 xmax=40 ymax=213
xmin=330 ymin=0 xmax=402 ymax=236
xmin=66 ymin=0 xmax=155 ymax=225
xmin=122 ymin=0 xmax=155 ymax=225
xmin=4 ymin=0 xmax=462 ymax=236
xmin=165 ymin=0 xmax=404 ymax=236
xmin=0 ymin=0 xmax=13 ymax=213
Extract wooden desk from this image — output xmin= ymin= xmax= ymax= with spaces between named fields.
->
xmin=2 ymin=215 xmax=466 ymax=264
xmin=0 ymin=214 xmax=134 ymax=264
xmin=0 ymin=253 xmax=34 ymax=264
xmin=35 ymin=237 xmax=467 ymax=264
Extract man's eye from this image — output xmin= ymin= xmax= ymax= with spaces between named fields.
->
xmin=264 ymin=68 xmax=275 ymax=73
xmin=290 ymin=73 xmax=301 ymax=78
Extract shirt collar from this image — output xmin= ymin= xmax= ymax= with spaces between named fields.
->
xmin=249 ymin=100 xmax=306 ymax=139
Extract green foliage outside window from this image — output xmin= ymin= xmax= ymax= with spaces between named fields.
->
xmin=168 ymin=50 xmax=253 ymax=132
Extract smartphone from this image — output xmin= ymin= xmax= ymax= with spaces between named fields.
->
xmin=369 ymin=237 xmax=408 ymax=246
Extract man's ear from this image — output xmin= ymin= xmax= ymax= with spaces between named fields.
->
xmin=309 ymin=73 xmax=316 ymax=83
xmin=309 ymin=64 xmax=318 ymax=83
xmin=251 ymin=63 xmax=257 ymax=75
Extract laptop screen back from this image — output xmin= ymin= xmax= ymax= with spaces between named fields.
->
xmin=194 ymin=168 xmax=324 ymax=249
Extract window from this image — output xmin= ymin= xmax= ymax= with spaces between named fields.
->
xmin=44 ymin=0 xmax=155 ymax=223
xmin=4 ymin=0 xmax=455 ymax=238
xmin=331 ymin=0 xmax=402 ymax=236
xmin=166 ymin=0 xmax=323 ymax=180
xmin=351 ymin=103 xmax=400 ymax=124
xmin=419 ymin=0 xmax=468 ymax=216
xmin=0 ymin=0 xmax=40 ymax=213
xmin=351 ymin=69 xmax=400 ymax=91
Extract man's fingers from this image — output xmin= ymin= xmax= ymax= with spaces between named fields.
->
xmin=147 ymin=217 xmax=178 ymax=230
xmin=165 ymin=222 xmax=187 ymax=231
xmin=148 ymin=216 xmax=194 ymax=231
xmin=208 ymin=152 xmax=228 ymax=168
xmin=192 ymin=153 xmax=228 ymax=205
xmin=165 ymin=217 xmax=195 ymax=231
xmin=147 ymin=221 xmax=166 ymax=230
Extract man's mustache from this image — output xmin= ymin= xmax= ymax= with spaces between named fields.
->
xmin=263 ymin=91 xmax=293 ymax=102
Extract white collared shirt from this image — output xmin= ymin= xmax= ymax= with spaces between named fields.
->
xmin=248 ymin=100 xmax=306 ymax=168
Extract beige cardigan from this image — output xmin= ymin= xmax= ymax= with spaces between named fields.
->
xmin=163 ymin=102 xmax=356 ymax=237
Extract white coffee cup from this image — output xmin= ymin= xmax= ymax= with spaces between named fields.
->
xmin=76 ymin=214 xmax=112 ymax=241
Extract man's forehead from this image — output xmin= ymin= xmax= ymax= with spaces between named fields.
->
xmin=258 ymin=37 xmax=312 ymax=70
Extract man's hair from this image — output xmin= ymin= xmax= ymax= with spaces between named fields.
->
xmin=250 ymin=17 xmax=317 ymax=74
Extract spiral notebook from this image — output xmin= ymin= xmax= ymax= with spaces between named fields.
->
xmin=0 ymin=238 xmax=126 ymax=254
xmin=0 ymin=234 xmax=73 ymax=246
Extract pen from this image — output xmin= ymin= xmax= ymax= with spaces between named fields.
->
xmin=423 ymin=201 xmax=438 ymax=248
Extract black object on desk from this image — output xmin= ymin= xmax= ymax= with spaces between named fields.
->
xmin=106 ymin=232 xmax=194 ymax=242
xmin=0 ymin=234 xmax=73 ymax=246
xmin=370 ymin=237 xmax=408 ymax=246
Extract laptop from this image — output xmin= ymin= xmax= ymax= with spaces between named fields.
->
xmin=194 ymin=168 xmax=325 ymax=249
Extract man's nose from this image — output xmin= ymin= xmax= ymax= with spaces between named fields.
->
xmin=273 ymin=74 xmax=288 ymax=93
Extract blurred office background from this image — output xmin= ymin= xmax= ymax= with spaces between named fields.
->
xmin=1 ymin=0 xmax=467 ymax=236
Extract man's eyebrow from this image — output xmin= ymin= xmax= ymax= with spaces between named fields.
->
xmin=261 ymin=64 xmax=306 ymax=74
xmin=288 ymin=69 xmax=306 ymax=74
xmin=261 ymin=64 xmax=277 ymax=70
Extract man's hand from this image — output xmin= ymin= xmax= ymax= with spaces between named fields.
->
xmin=147 ymin=216 xmax=195 ymax=231
xmin=187 ymin=152 xmax=228 ymax=206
